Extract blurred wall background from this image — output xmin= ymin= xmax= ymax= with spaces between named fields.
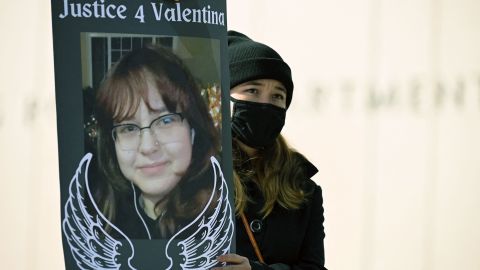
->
xmin=227 ymin=1 xmax=480 ymax=270
xmin=0 ymin=0 xmax=479 ymax=269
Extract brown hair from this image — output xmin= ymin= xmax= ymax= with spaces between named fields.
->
xmin=233 ymin=135 xmax=310 ymax=218
xmin=95 ymin=45 xmax=219 ymax=237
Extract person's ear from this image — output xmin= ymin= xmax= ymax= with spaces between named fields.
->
xmin=191 ymin=128 xmax=195 ymax=145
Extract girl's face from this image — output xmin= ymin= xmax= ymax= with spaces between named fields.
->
xmin=230 ymin=79 xmax=287 ymax=108
xmin=114 ymin=79 xmax=193 ymax=204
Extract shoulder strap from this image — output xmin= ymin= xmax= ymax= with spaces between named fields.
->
xmin=240 ymin=213 xmax=265 ymax=263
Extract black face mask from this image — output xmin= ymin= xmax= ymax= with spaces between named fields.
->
xmin=231 ymin=98 xmax=286 ymax=148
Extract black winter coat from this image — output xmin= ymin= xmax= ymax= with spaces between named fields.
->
xmin=235 ymin=156 xmax=327 ymax=270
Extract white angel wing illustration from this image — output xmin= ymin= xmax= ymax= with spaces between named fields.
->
xmin=62 ymin=153 xmax=136 ymax=270
xmin=165 ymin=156 xmax=234 ymax=270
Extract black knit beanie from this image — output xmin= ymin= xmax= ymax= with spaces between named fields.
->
xmin=228 ymin=30 xmax=294 ymax=108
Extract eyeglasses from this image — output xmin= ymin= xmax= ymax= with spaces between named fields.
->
xmin=112 ymin=112 xmax=185 ymax=150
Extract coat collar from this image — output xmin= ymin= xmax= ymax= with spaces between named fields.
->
xmin=293 ymin=152 xmax=319 ymax=179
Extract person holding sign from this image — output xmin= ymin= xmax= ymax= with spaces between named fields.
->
xmin=94 ymin=45 xmax=220 ymax=239
xmin=215 ymin=31 xmax=327 ymax=269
